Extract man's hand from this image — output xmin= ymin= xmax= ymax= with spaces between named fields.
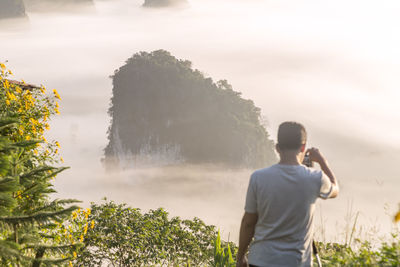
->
xmin=236 ymin=255 xmax=249 ymax=267
xmin=306 ymin=147 xmax=326 ymax=165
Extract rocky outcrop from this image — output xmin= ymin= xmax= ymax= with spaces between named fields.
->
xmin=104 ymin=50 xmax=277 ymax=168
xmin=0 ymin=0 xmax=26 ymax=19
xmin=143 ymin=0 xmax=188 ymax=8
xmin=23 ymin=0 xmax=94 ymax=12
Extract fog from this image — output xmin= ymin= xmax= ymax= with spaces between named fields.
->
xmin=1 ymin=0 xmax=399 ymax=243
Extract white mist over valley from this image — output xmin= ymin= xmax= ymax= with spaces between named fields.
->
xmin=1 ymin=0 xmax=399 ymax=243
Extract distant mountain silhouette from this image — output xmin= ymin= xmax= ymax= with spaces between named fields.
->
xmin=143 ymin=0 xmax=188 ymax=8
xmin=104 ymin=50 xmax=277 ymax=168
xmin=24 ymin=0 xmax=94 ymax=12
xmin=0 ymin=0 xmax=26 ymax=19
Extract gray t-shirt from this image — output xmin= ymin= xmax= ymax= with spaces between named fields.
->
xmin=245 ymin=164 xmax=333 ymax=267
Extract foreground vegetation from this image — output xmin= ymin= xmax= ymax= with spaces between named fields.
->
xmin=0 ymin=64 xmax=399 ymax=266
xmin=0 ymin=64 xmax=80 ymax=265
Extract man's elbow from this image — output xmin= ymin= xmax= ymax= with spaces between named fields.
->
xmin=330 ymin=185 xmax=339 ymax=198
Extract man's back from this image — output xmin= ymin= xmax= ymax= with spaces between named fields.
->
xmin=245 ymin=164 xmax=331 ymax=267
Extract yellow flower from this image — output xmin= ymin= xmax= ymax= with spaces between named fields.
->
xmin=55 ymin=141 xmax=60 ymax=147
xmin=395 ymin=211 xmax=400 ymax=223
xmin=44 ymin=123 xmax=50 ymax=130
xmin=80 ymin=235 xmax=84 ymax=242
xmin=4 ymin=80 xmax=10 ymax=89
xmin=60 ymin=157 xmax=64 ymax=163
xmin=42 ymin=136 xmax=47 ymax=143
xmin=86 ymin=208 xmax=91 ymax=215
xmin=73 ymin=251 xmax=77 ymax=258
xmin=53 ymin=89 xmax=61 ymax=100
xmin=8 ymin=70 xmax=12 ymax=75
xmin=25 ymin=135 xmax=31 ymax=140
xmin=40 ymin=86 xmax=46 ymax=94
xmin=84 ymin=223 xmax=88 ymax=235
xmin=72 ymin=211 xmax=77 ymax=220
xmin=0 ymin=63 xmax=5 ymax=70
xmin=33 ymin=150 xmax=38 ymax=155
xmin=69 ymin=261 xmax=73 ymax=267
xmin=55 ymin=149 xmax=58 ymax=154
xmin=6 ymin=90 xmax=15 ymax=100
xmin=15 ymin=86 xmax=22 ymax=94
xmin=55 ymin=108 xmax=60 ymax=114
xmin=5 ymin=100 xmax=10 ymax=106
xmin=90 ymin=220 xmax=95 ymax=229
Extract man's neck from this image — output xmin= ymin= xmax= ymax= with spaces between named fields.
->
xmin=279 ymin=153 xmax=302 ymax=165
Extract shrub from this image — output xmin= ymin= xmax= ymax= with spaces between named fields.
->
xmin=70 ymin=200 xmax=237 ymax=266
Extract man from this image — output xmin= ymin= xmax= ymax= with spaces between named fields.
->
xmin=236 ymin=121 xmax=339 ymax=267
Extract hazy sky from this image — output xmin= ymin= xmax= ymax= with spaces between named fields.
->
xmin=0 ymin=0 xmax=399 ymax=242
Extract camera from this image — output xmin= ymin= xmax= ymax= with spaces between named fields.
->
xmin=302 ymin=154 xmax=313 ymax=167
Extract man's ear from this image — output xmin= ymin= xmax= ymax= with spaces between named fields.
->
xmin=300 ymin=144 xmax=306 ymax=153
xmin=275 ymin=143 xmax=281 ymax=153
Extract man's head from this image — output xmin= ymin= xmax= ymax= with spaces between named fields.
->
xmin=276 ymin=121 xmax=307 ymax=154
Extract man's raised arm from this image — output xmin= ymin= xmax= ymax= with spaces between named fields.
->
xmin=308 ymin=147 xmax=339 ymax=198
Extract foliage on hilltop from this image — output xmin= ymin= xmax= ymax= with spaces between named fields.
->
xmin=0 ymin=0 xmax=26 ymax=19
xmin=105 ymin=50 xmax=277 ymax=168
xmin=0 ymin=64 xmax=81 ymax=266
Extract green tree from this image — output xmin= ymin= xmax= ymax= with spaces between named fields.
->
xmin=72 ymin=200 xmax=220 ymax=266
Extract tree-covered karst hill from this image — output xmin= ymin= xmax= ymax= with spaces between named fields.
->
xmin=143 ymin=0 xmax=188 ymax=8
xmin=104 ymin=50 xmax=277 ymax=168
xmin=0 ymin=0 xmax=26 ymax=19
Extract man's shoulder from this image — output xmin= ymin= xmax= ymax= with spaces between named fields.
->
xmin=252 ymin=164 xmax=278 ymax=176
xmin=250 ymin=164 xmax=280 ymax=181
xmin=302 ymin=165 xmax=323 ymax=177
xmin=252 ymin=164 xmax=322 ymax=179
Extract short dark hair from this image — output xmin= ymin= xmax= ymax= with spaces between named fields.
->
xmin=277 ymin=121 xmax=307 ymax=150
